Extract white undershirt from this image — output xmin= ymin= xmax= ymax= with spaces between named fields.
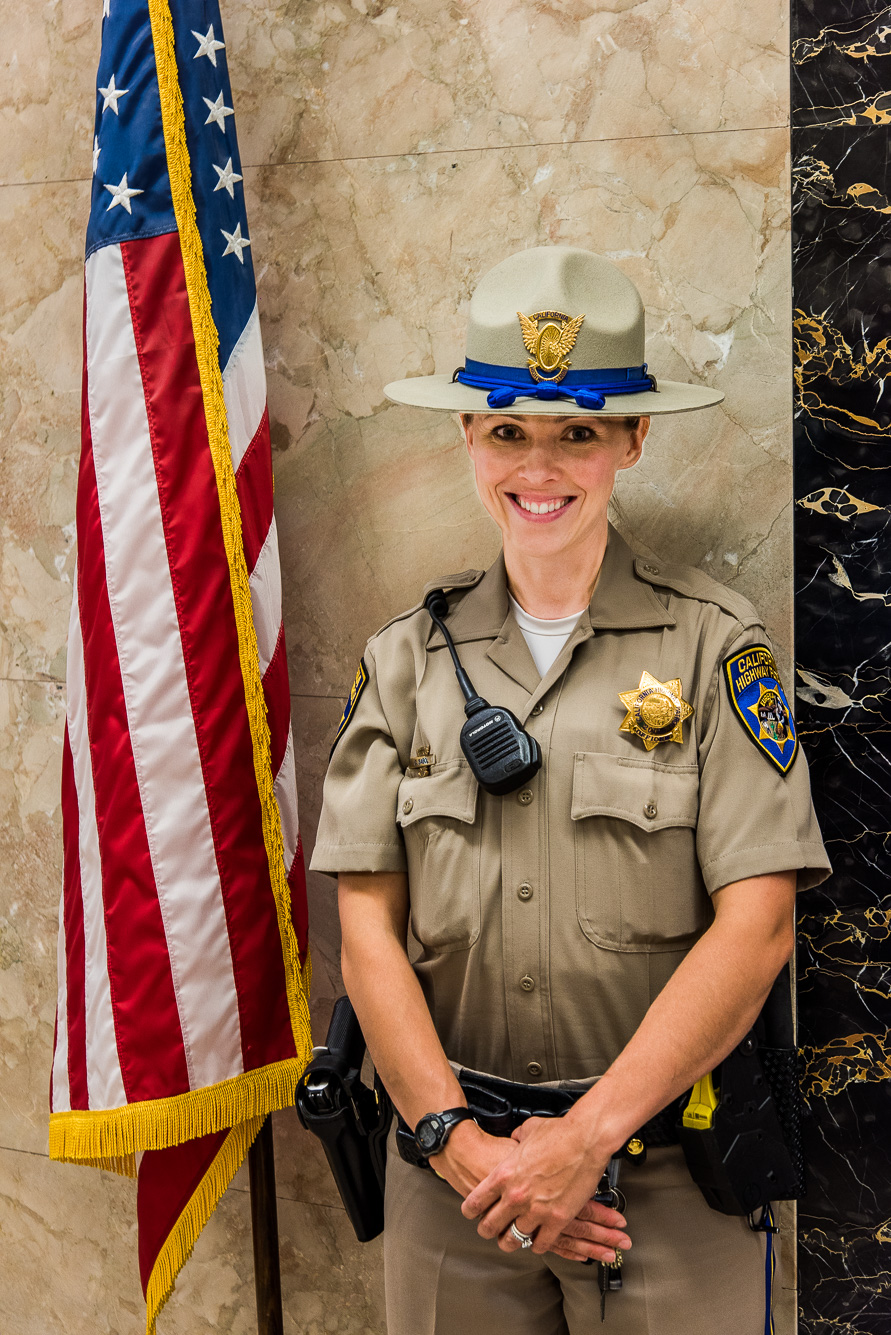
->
xmin=508 ymin=593 xmax=587 ymax=678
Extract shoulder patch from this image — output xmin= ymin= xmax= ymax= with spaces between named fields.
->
xmin=330 ymin=659 xmax=368 ymax=756
xmin=723 ymin=646 xmax=798 ymax=774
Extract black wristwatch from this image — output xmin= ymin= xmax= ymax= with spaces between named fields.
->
xmin=413 ymin=1107 xmax=475 ymax=1158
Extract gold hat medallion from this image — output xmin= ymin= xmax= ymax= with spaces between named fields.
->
xmin=618 ymin=671 xmax=694 ymax=750
xmin=517 ymin=309 xmax=586 ymax=383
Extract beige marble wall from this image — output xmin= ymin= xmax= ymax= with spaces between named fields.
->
xmin=1 ymin=1 xmax=795 ymax=1331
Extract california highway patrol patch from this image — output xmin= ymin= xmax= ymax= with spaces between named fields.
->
xmin=331 ymin=659 xmax=368 ymax=756
xmin=723 ymin=646 xmax=798 ymax=774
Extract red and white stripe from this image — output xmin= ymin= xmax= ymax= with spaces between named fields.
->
xmin=52 ymin=235 xmax=301 ymax=1116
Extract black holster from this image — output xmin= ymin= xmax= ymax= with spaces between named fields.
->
xmin=295 ymin=997 xmax=392 ymax=1242
xmin=679 ymin=964 xmax=806 ymax=1217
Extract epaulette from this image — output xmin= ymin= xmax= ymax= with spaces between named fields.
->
xmin=369 ymin=569 xmax=485 ymax=640
xmin=632 ymin=555 xmax=762 ymax=629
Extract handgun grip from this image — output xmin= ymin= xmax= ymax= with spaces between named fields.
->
xmin=326 ymin=995 xmax=367 ymax=1073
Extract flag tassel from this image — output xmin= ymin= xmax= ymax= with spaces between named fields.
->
xmin=49 ymin=1056 xmax=302 ymax=1170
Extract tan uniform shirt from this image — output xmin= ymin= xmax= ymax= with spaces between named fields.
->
xmin=311 ymin=528 xmax=830 ymax=1084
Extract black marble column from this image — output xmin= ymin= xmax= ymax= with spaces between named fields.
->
xmin=792 ymin=3 xmax=891 ymax=1331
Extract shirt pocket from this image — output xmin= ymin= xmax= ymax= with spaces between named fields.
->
xmin=571 ymin=751 xmax=708 ymax=953
xmin=397 ymin=760 xmax=481 ymax=954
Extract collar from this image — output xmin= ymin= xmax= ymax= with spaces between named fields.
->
xmin=427 ymin=526 xmax=674 ymax=649
xmin=588 ymin=527 xmax=676 ymax=630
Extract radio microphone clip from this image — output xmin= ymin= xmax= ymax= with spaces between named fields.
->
xmin=425 ymin=591 xmax=542 ymax=796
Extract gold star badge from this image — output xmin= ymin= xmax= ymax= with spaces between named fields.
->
xmin=618 ymin=671 xmax=694 ymax=750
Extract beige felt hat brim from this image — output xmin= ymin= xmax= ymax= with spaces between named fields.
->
xmin=384 ymin=374 xmax=723 ymax=416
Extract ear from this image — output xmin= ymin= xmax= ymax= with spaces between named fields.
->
xmin=459 ymin=412 xmax=476 ymax=459
xmin=618 ymin=416 xmax=648 ymax=472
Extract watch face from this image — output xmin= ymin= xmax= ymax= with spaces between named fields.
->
xmin=417 ymin=1117 xmax=441 ymax=1150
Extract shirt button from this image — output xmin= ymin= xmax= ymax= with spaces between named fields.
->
xmin=402 ymin=798 xmax=413 ymax=815
xmin=518 ymin=882 xmax=533 ymax=901
xmin=517 ymin=788 xmax=534 ymax=805
xmin=527 ymin=1062 xmax=543 ymax=1078
xmin=644 ymin=801 xmax=657 ymax=819
xmin=530 ymin=703 xmax=544 ymax=717
xmin=520 ymin=975 xmax=535 ymax=992
xmin=643 ymin=563 xmax=660 ymax=575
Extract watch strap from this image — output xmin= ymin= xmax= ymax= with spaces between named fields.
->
xmin=413 ymin=1106 xmax=474 ymax=1158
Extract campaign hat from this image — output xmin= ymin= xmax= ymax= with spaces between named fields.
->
xmin=384 ymin=246 xmax=724 ymax=416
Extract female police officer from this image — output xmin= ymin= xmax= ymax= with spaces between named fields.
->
xmin=310 ymin=246 xmax=830 ymax=1334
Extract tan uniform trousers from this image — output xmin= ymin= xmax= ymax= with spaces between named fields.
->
xmin=383 ymin=1145 xmax=769 ymax=1335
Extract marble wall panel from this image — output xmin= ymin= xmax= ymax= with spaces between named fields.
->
xmin=0 ymin=680 xmax=67 ymax=1156
xmin=791 ymin=0 xmax=891 ymax=1331
xmin=3 ymin=0 xmax=789 ymax=186
xmin=0 ymin=0 xmax=98 ymax=185
xmin=0 ymin=182 xmax=84 ymax=683
xmin=0 ymin=1145 xmax=385 ymax=1334
xmin=226 ymin=0 xmax=789 ymax=166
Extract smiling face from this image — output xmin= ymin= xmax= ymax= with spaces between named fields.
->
xmin=462 ymin=413 xmax=647 ymax=564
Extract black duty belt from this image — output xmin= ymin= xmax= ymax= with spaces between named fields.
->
xmin=396 ymin=1066 xmax=681 ymax=1171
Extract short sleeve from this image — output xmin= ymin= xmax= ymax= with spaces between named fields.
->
xmin=309 ymin=642 xmax=408 ymax=876
xmin=695 ymin=627 xmax=831 ymax=894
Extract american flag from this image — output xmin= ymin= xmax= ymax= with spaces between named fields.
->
xmin=49 ymin=0 xmax=311 ymax=1327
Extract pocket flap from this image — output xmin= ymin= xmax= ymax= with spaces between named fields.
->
xmin=397 ymin=761 xmax=479 ymax=828
xmin=571 ymin=751 xmax=699 ymax=831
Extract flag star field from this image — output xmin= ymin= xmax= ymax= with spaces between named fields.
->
xmin=88 ymin=0 xmax=254 ymax=370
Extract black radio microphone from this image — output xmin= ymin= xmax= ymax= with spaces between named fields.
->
xmin=425 ymin=590 xmax=542 ymax=796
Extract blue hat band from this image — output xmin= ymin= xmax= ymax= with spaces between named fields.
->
xmin=454 ymin=358 xmax=656 ymax=411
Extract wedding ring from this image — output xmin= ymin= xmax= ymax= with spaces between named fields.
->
xmin=509 ymin=1222 xmax=534 ymax=1249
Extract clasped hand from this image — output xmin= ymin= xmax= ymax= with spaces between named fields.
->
xmin=438 ymin=1116 xmax=631 ymax=1265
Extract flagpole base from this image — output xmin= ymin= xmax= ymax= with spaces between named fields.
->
xmin=249 ymin=1116 xmax=284 ymax=1335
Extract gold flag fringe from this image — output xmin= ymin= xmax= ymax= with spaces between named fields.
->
xmin=146 ymin=0 xmax=312 ymax=1066
xmin=145 ymin=1117 xmax=264 ymax=1335
xmin=49 ymin=1056 xmax=304 ymax=1170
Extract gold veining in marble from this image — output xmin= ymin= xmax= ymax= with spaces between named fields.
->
xmin=800 ymin=90 xmax=891 ymax=128
xmin=798 ymin=909 xmax=891 ymax=969
xmin=828 ymin=552 xmax=891 ymax=605
xmin=792 ymin=8 xmax=891 ymax=65
xmin=800 ymin=1030 xmax=891 ymax=1100
xmin=797 ymin=488 xmax=883 ymax=520
xmin=794 ymin=155 xmax=891 ymax=215
xmin=794 ymin=310 xmax=891 ymax=440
